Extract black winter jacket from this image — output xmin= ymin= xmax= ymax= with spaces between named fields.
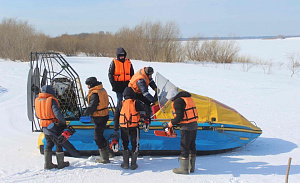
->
xmin=108 ymin=48 xmax=134 ymax=93
xmin=170 ymin=91 xmax=198 ymax=131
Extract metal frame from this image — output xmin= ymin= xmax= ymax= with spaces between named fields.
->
xmin=28 ymin=52 xmax=86 ymax=132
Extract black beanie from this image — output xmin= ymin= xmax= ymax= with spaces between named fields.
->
xmin=85 ymin=77 xmax=97 ymax=86
xmin=144 ymin=67 xmax=154 ymax=75
xmin=123 ymin=87 xmax=136 ymax=99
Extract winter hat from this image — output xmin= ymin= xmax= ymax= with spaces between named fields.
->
xmin=116 ymin=47 xmax=127 ymax=59
xmin=123 ymin=87 xmax=136 ymax=99
xmin=166 ymin=88 xmax=178 ymax=101
xmin=144 ymin=67 xmax=154 ymax=75
xmin=41 ymin=85 xmax=55 ymax=96
xmin=85 ymin=77 xmax=98 ymax=86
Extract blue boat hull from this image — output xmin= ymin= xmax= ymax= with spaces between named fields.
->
xmin=41 ymin=117 xmax=261 ymax=155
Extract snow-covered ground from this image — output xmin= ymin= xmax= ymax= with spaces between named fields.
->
xmin=0 ymin=38 xmax=300 ymax=183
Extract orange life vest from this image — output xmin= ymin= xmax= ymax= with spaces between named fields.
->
xmin=119 ymin=99 xmax=140 ymax=128
xmin=87 ymin=84 xmax=109 ymax=117
xmin=113 ymin=58 xmax=132 ymax=82
xmin=35 ymin=93 xmax=60 ymax=127
xmin=128 ymin=67 xmax=149 ymax=94
xmin=172 ymin=97 xmax=198 ymax=124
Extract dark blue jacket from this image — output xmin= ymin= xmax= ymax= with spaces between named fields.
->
xmin=136 ymin=78 xmax=157 ymax=103
xmin=41 ymin=85 xmax=66 ymax=135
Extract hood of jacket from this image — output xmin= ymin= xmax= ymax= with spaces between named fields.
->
xmin=172 ymin=91 xmax=191 ymax=101
xmin=41 ymin=85 xmax=55 ymax=96
xmin=116 ymin=47 xmax=127 ymax=61
xmin=123 ymin=87 xmax=136 ymax=100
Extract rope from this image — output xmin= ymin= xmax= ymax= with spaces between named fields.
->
xmin=217 ymin=128 xmax=258 ymax=146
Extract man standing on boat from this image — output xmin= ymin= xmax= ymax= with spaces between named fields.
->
xmin=108 ymin=47 xmax=134 ymax=103
xmin=84 ymin=77 xmax=110 ymax=164
xmin=166 ymin=88 xmax=198 ymax=174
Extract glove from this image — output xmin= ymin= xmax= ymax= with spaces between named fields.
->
xmin=113 ymin=131 xmax=120 ymax=139
xmin=168 ymin=122 xmax=173 ymax=128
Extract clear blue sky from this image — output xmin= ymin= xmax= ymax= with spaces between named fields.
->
xmin=1 ymin=0 xmax=300 ymax=37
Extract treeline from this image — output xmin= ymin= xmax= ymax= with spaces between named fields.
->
xmin=47 ymin=21 xmax=183 ymax=63
xmin=0 ymin=18 xmax=48 ymax=61
xmin=0 ymin=18 xmax=239 ymax=63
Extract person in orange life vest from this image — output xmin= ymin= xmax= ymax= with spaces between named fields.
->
xmin=166 ymin=88 xmax=198 ymax=174
xmin=113 ymin=87 xmax=151 ymax=170
xmin=128 ymin=67 xmax=157 ymax=106
xmin=35 ymin=85 xmax=69 ymax=170
xmin=83 ymin=77 xmax=110 ymax=164
xmin=108 ymin=47 xmax=134 ymax=102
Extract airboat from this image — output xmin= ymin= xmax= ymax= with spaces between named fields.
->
xmin=27 ymin=52 xmax=262 ymax=156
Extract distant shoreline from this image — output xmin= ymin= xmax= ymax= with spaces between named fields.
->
xmin=180 ymin=35 xmax=300 ymax=40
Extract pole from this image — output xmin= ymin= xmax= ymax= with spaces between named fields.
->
xmin=285 ymin=157 xmax=292 ymax=183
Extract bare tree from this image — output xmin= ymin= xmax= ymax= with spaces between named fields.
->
xmin=259 ymin=59 xmax=273 ymax=74
xmin=0 ymin=18 xmax=47 ymax=61
xmin=185 ymin=38 xmax=240 ymax=63
xmin=287 ymin=52 xmax=300 ymax=77
xmin=185 ymin=37 xmax=202 ymax=61
xmin=236 ymin=55 xmax=256 ymax=72
xmin=115 ymin=21 xmax=183 ymax=62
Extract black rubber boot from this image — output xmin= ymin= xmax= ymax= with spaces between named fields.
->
xmin=108 ymin=148 xmax=115 ymax=158
xmin=189 ymin=154 xmax=196 ymax=173
xmin=130 ymin=152 xmax=139 ymax=170
xmin=173 ymin=156 xmax=189 ymax=174
xmin=121 ymin=150 xmax=130 ymax=169
xmin=56 ymin=152 xmax=70 ymax=169
xmin=95 ymin=146 xmax=110 ymax=164
xmin=44 ymin=150 xmax=58 ymax=170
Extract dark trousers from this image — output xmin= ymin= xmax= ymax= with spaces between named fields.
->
xmin=92 ymin=115 xmax=109 ymax=149
xmin=45 ymin=134 xmax=63 ymax=152
xmin=121 ymin=127 xmax=140 ymax=153
xmin=180 ymin=130 xmax=197 ymax=158
xmin=116 ymin=92 xmax=123 ymax=103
